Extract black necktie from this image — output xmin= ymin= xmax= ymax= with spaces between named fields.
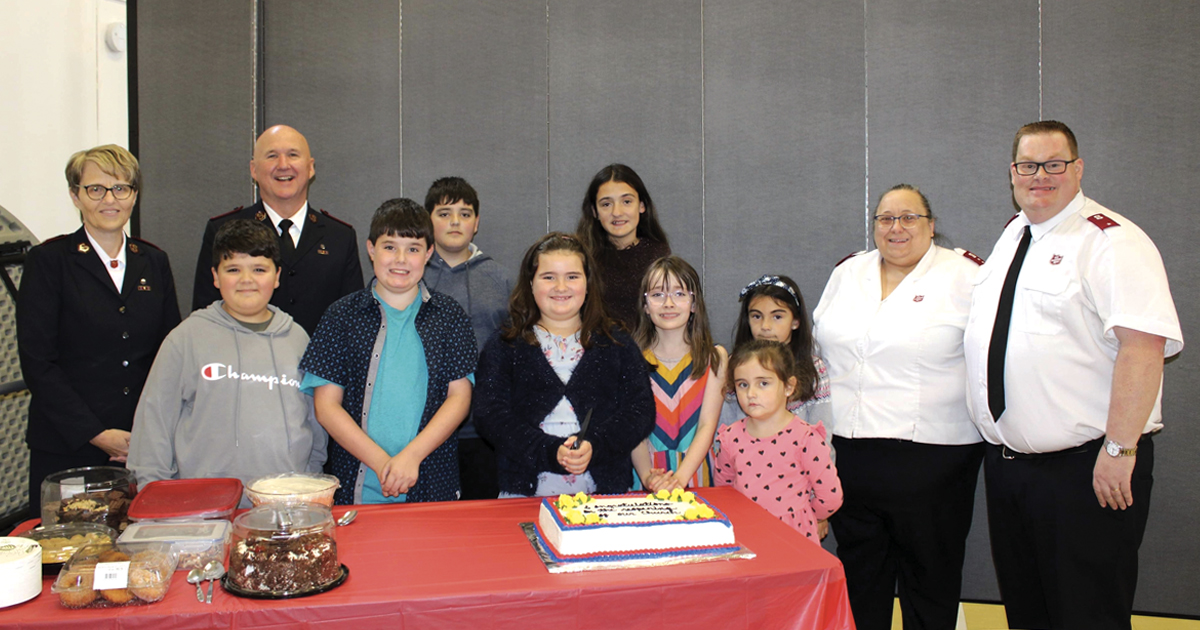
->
xmin=987 ymin=225 xmax=1032 ymax=421
xmin=278 ymin=219 xmax=296 ymax=261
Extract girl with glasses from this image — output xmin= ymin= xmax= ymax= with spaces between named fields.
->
xmin=630 ymin=256 xmax=726 ymax=492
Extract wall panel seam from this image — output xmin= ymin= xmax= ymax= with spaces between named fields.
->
xmin=700 ymin=0 xmax=706 ymax=285
xmin=862 ymin=0 xmax=870 ymax=251
xmin=251 ymin=0 xmax=260 ymax=203
xmin=403 ymin=0 xmax=408 ymax=195
xmin=545 ymin=1 xmax=551 ymax=232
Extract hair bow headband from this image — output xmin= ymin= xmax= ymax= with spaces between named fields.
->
xmin=739 ymin=274 xmax=800 ymax=307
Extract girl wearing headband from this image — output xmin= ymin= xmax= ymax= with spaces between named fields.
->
xmin=718 ymin=274 xmax=831 ymax=431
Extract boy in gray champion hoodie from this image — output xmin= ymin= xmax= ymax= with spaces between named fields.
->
xmin=129 ymin=220 xmax=327 ymax=500
xmin=423 ymin=177 xmax=513 ymax=499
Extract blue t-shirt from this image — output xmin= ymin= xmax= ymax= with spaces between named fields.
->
xmin=301 ymin=288 xmax=427 ymax=503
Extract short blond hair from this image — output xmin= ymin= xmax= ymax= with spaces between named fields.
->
xmin=65 ymin=145 xmax=141 ymax=191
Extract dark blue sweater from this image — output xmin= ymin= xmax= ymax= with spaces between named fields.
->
xmin=474 ymin=328 xmax=655 ymax=496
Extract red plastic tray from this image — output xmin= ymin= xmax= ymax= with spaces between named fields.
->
xmin=128 ymin=478 xmax=243 ymax=521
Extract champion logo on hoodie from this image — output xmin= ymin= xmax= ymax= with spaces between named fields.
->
xmin=201 ymin=363 xmax=300 ymax=390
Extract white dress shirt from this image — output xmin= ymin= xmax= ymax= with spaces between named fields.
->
xmin=813 ymin=244 xmax=982 ymax=445
xmin=263 ymin=201 xmax=308 ymax=248
xmin=963 ymin=192 xmax=1184 ymax=453
xmin=85 ymin=229 xmax=126 ymax=293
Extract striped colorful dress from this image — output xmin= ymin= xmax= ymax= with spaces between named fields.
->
xmin=634 ymin=349 xmax=715 ymax=489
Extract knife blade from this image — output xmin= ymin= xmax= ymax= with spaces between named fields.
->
xmin=571 ymin=408 xmax=593 ymax=450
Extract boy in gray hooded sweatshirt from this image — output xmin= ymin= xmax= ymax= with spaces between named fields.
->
xmin=129 ymin=220 xmax=327 ymax=497
xmin=423 ymin=177 xmax=512 ymax=499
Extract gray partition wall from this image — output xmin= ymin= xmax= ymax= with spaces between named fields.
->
xmin=136 ymin=1 xmax=256 ymax=314
xmin=134 ymin=1 xmax=1198 ymax=616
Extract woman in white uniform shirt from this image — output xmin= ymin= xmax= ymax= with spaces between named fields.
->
xmin=812 ymin=184 xmax=984 ymax=630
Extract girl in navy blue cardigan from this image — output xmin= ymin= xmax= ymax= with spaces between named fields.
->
xmin=475 ymin=232 xmax=655 ymax=497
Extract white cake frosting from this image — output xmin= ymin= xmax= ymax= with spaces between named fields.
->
xmin=537 ymin=494 xmax=735 ymax=557
xmin=250 ymin=476 xmax=332 ymax=494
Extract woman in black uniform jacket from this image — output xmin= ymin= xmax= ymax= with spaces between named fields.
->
xmin=18 ymin=145 xmax=181 ymax=518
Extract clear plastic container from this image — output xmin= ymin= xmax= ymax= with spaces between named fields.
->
xmin=41 ymin=467 xmax=137 ymax=532
xmin=51 ymin=541 xmax=177 ymax=608
xmin=16 ymin=522 xmax=117 ymax=570
xmin=244 ymin=472 xmax=339 ymax=508
xmin=118 ymin=519 xmax=232 ymax=572
xmin=227 ymin=503 xmax=340 ymax=595
xmin=128 ymin=478 xmax=243 ymax=522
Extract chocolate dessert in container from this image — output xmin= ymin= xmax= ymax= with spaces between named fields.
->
xmin=41 ymin=467 xmax=137 ymax=532
xmin=225 ymin=502 xmax=347 ymax=599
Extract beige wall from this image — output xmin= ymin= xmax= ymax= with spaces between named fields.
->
xmin=0 ymin=0 xmax=129 ymax=241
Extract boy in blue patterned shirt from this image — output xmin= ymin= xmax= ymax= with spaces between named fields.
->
xmin=299 ymin=198 xmax=475 ymax=504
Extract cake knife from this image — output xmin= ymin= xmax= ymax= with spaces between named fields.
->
xmin=570 ymin=408 xmax=593 ymax=450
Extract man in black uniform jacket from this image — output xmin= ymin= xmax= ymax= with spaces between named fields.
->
xmin=192 ymin=125 xmax=363 ymax=334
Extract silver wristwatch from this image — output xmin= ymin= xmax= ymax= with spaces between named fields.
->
xmin=1104 ymin=439 xmax=1137 ymax=457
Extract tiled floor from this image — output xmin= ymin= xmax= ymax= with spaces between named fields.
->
xmin=887 ymin=601 xmax=1200 ymax=629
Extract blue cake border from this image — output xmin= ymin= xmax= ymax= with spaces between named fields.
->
xmin=531 ymin=519 xmax=742 ymax=564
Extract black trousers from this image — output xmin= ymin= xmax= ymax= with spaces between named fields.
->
xmin=28 ymin=445 xmax=114 ymax=520
xmin=984 ymin=436 xmax=1153 ymax=630
xmin=457 ymin=436 xmax=499 ymax=501
xmin=830 ymin=437 xmax=984 ymax=630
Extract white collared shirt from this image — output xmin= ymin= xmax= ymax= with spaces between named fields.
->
xmin=85 ymin=229 xmax=127 ymax=293
xmin=263 ymin=201 xmax=308 ymax=248
xmin=963 ymin=191 xmax=1184 ymax=452
xmin=813 ymin=244 xmax=983 ymax=445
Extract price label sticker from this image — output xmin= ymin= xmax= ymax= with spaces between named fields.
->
xmin=92 ymin=561 xmax=130 ymax=590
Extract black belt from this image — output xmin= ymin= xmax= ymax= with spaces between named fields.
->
xmin=994 ymin=433 xmax=1155 ymax=460
xmin=994 ymin=440 xmax=1097 ymax=460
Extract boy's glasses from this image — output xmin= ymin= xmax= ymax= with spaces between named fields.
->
xmin=645 ymin=290 xmax=693 ymax=305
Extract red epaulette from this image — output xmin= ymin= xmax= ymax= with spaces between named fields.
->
xmin=209 ymin=206 xmax=246 ymax=221
xmin=1086 ymin=212 xmax=1120 ymax=230
xmin=1003 ymin=213 xmax=1020 ymax=228
xmin=834 ymin=251 xmax=865 ymax=268
xmin=43 ymin=234 xmax=70 ymax=244
xmin=320 ymin=209 xmax=354 ymax=229
xmin=960 ymin=249 xmax=984 ymax=265
xmin=129 ymin=236 xmax=164 ymax=251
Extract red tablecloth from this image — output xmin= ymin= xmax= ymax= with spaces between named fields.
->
xmin=0 ymin=487 xmax=853 ymax=629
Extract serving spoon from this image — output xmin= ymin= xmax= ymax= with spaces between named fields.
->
xmin=187 ymin=568 xmax=205 ymax=602
xmin=203 ymin=560 xmax=225 ymax=603
xmin=337 ymin=509 xmax=358 ymax=526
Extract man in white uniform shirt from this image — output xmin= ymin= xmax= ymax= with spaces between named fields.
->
xmin=963 ymin=121 xmax=1183 ymax=630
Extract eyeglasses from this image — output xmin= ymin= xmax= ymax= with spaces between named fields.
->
xmin=1012 ymin=159 xmax=1078 ymax=176
xmin=77 ymin=184 xmax=137 ymax=200
xmin=645 ymin=290 xmax=693 ymax=305
xmin=873 ymin=214 xmax=929 ymax=228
